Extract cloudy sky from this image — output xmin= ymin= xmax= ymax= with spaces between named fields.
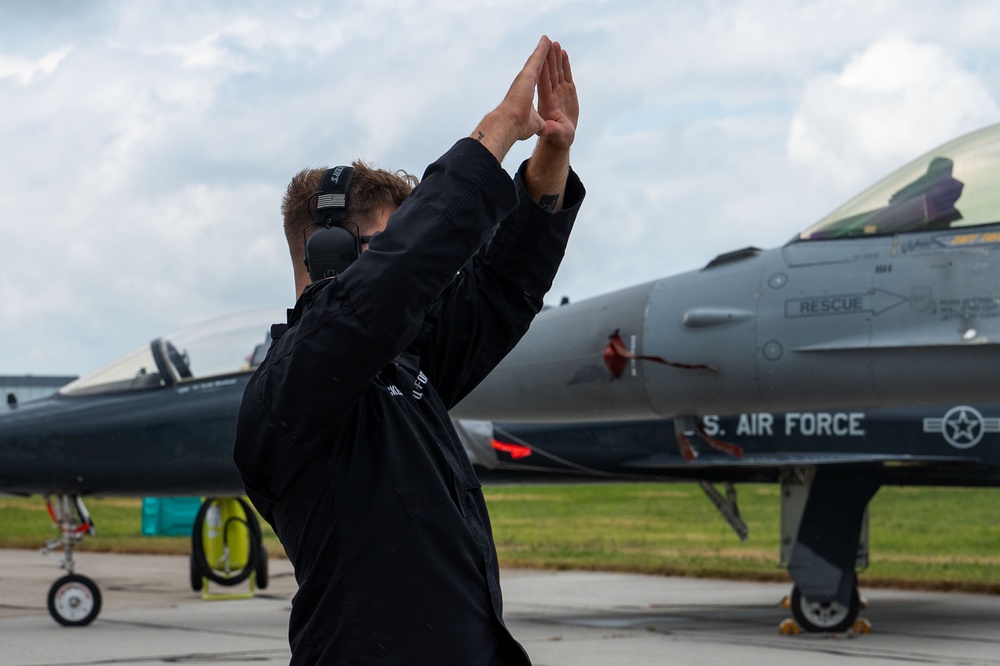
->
xmin=2 ymin=0 xmax=999 ymax=376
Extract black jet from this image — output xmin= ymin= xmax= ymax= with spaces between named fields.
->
xmin=0 ymin=308 xmax=280 ymax=626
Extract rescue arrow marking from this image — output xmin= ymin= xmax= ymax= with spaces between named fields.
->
xmin=784 ymin=289 xmax=907 ymax=319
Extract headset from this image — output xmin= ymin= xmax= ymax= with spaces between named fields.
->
xmin=304 ymin=165 xmax=363 ymax=282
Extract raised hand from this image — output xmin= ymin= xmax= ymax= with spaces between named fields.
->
xmin=536 ymin=40 xmax=578 ymax=151
xmin=523 ymin=39 xmax=577 ymax=210
xmin=472 ymin=36 xmax=552 ymax=163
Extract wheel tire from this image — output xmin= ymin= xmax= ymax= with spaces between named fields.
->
xmin=255 ymin=545 xmax=269 ymax=590
xmin=48 ymin=574 xmax=102 ymax=627
xmin=191 ymin=497 xmax=259 ymax=587
xmin=190 ymin=552 xmax=204 ymax=592
xmin=790 ymin=583 xmax=860 ymax=633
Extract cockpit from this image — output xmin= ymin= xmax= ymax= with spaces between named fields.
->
xmin=59 ymin=309 xmax=283 ymax=397
xmin=799 ymin=123 xmax=1000 ymax=240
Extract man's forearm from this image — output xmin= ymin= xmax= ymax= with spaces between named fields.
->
xmin=471 ymin=110 xmax=524 ymax=166
xmin=524 ymin=140 xmax=570 ymax=211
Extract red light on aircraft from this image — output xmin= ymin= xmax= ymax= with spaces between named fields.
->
xmin=490 ymin=439 xmax=533 ymax=459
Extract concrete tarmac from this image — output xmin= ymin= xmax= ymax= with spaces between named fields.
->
xmin=2 ymin=549 xmax=1000 ymax=665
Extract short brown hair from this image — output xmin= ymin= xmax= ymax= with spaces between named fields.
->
xmin=282 ymin=161 xmax=418 ymax=271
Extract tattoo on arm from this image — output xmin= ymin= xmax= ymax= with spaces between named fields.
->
xmin=476 ymin=131 xmax=485 ymax=142
xmin=538 ymin=194 xmax=559 ymax=212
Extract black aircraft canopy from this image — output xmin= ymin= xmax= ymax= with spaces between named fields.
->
xmin=59 ymin=309 xmax=282 ymax=397
xmin=800 ymin=123 xmax=1000 ymax=240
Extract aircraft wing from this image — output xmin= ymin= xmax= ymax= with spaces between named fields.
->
xmin=616 ymin=452 xmax=996 ymax=483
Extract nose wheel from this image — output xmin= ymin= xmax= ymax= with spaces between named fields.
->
xmin=47 ymin=574 xmax=102 ymax=627
xmin=790 ymin=583 xmax=860 ymax=633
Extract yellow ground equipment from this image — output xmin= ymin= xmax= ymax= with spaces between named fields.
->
xmin=189 ymin=497 xmax=268 ymax=599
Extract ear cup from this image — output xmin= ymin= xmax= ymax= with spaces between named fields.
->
xmin=303 ymin=166 xmax=358 ymax=280
xmin=305 ymin=225 xmax=362 ymax=281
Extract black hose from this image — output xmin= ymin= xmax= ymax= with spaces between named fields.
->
xmin=190 ymin=497 xmax=262 ymax=587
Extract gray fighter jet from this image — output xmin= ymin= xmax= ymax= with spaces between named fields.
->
xmin=451 ymin=121 xmax=1000 ymax=631
xmin=455 ymin=125 xmax=1000 ymax=426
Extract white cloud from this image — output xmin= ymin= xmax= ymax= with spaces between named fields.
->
xmin=788 ymin=37 xmax=999 ymax=192
xmin=0 ymin=45 xmax=72 ymax=85
xmin=2 ymin=1 xmax=1000 ymax=375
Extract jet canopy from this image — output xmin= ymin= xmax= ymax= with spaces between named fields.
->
xmin=800 ymin=123 xmax=1000 ymax=240
xmin=60 ymin=309 xmax=283 ymax=397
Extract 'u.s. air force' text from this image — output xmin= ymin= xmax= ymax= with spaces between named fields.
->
xmin=700 ymin=412 xmax=866 ymax=437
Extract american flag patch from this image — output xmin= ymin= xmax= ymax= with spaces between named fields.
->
xmin=317 ymin=193 xmax=346 ymax=209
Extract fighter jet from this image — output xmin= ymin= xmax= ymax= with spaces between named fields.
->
xmin=0 ymin=308 xmax=281 ymax=626
xmin=452 ymin=120 xmax=1000 ymax=628
xmin=449 ymin=120 xmax=1000 ymax=631
xmin=454 ymin=124 xmax=1000 ymax=426
xmin=3 ymin=122 xmax=1000 ymax=630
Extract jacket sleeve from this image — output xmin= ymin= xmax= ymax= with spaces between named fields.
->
xmin=241 ymin=138 xmax=520 ymax=458
xmin=414 ymin=160 xmax=586 ymax=408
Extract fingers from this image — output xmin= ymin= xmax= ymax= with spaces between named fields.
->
xmin=538 ymin=42 xmax=574 ymax=105
xmin=527 ymin=35 xmax=552 ymax=78
xmin=506 ymin=37 xmax=555 ymax=137
xmin=536 ymin=41 xmax=557 ymax=99
xmin=469 ymin=36 xmax=570 ymax=163
xmin=533 ymin=35 xmax=552 ymax=62
xmin=560 ymin=46 xmax=573 ymax=86
xmin=541 ymin=41 xmax=571 ymax=91
xmin=545 ymin=40 xmax=559 ymax=91
xmin=505 ymin=36 xmax=550 ymax=113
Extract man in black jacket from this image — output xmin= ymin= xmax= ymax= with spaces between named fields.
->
xmin=234 ymin=36 xmax=583 ymax=665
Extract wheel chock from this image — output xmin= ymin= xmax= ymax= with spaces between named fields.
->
xmin=850 ymin=618 xmax=872 ymax=634
xmin=201 ymin=572 xmax=257 ymax=601
xmin=779 ymin=619 xmax=800 ymax=635
xmin=779 ymin=595 xmax=791 ymax=609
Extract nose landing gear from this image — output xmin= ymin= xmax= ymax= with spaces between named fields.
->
xmin=41 ymin=494 xmax=102 ymax=627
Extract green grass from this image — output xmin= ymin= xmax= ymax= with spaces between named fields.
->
xmin=486 ymin=483 xmax=785 ymax=581
xmin=861 ymin=486 xmax=1000 ymax=593
xmin=3 ymin=484 xmax=999 ymax=593
xmin=0 ymin=495 xmax=285 ymax=558
xmin=483 ymin=483 xmax=1000 ymax=593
